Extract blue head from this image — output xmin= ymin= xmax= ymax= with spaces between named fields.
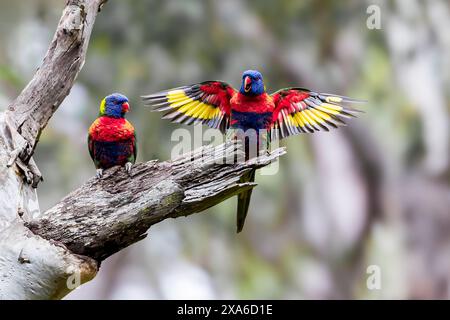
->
xmin=239 ymin=70 xmax=265 ymax=96
xmin=99 ymin=93 xmax=130 ymax=118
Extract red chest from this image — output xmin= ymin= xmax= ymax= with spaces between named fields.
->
xmin=89 ymin=116 xmax=135 ymax=142
xmin=230 ymin=93 xmax=274 ymax=113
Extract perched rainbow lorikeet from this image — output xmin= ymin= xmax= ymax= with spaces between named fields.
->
xmin=88 ymin=93 xmax=137 ymax=178
xmin=142 ymin=70 xmax=362 ymax=232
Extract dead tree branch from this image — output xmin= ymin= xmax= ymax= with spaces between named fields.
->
xmin=6 ymin=0 xmax=102 ymax=173
xmin=28 ymin=144 xmax=285 ymax=262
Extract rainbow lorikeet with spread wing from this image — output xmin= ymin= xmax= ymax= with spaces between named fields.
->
xmin=142 ymin=70 xmax=362 ymax=232
xmin=88 ymin=93 xmax=137 ymax=178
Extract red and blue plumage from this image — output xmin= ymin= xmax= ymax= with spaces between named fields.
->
xmin=88 ymin=93 xmax=137 ymax=178
xmin=142 ymin=70 xmax=363 ymax=232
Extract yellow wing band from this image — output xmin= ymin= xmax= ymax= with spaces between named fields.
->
xmin=166 ymin=89 xmax=219 ymax=121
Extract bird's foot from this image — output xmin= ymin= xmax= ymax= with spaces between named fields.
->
xmin=125 ymin=162 xmax=133 ymax=176
xmin=96 ymin=169 xmax=103 ymax=179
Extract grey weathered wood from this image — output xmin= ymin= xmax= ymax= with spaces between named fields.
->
xmin=7 ymin=0 xmax=105 ymax=167
xmin=0 ymin=0 xmax=106 ymax=300
xmin=27 ymin=143 xmax=286 ymax=262
xmin=0 ymin=0 xmax=285 ymax=299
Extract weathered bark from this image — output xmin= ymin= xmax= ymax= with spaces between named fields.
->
xmin=27 ymin=143 xmax=285 ymax=262
xmin=0 ymin=0 xmax=105 ymax=300
xmin=0 ymin=0 xmax=285 ymax=300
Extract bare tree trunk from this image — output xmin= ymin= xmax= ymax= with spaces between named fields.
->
xmin=0 ymin=0 xmax=107 ymax=300
xmin=0 ymin=0 xmax=285 ymax=300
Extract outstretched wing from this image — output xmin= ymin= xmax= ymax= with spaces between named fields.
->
xmin=270 ymin=88 xmax=364 ymax=139
xmin=142 ymin=81 xmax=236 ymax=133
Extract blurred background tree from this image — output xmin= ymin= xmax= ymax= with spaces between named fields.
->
xmin=0 ymin=0 xmax=449 ymax=299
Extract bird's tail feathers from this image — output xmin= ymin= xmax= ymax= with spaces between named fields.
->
xmin=236 ymin=168 xmax=256 ymax=233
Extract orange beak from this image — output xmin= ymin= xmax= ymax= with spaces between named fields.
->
xmin=122 ymin=102 xmax=130 ymax=113
xmin=244 ymin=76 xmax=252 ymax=92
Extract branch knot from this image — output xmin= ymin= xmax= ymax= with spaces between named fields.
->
xmin=60 ymin=4 xmax=85 ymax=37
